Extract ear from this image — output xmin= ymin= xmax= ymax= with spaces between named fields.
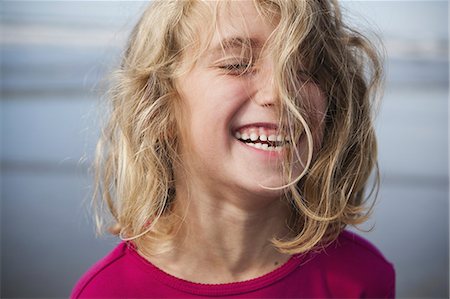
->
xmin=108 ymin=223 xmax=122 ymax=235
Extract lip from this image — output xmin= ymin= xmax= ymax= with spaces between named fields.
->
xmin=230 ymin=122 xmax=289 ymax=158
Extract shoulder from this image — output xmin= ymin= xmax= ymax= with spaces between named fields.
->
xmin=70 ymin=242 xmax=138 ymax=298
xmin=332 ymin=230 xmax=393 ymax=264
xmin=304 ymin=230 xmax=396 ymax=298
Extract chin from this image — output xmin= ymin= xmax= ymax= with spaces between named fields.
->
xmin=240 ymin=175 xmax=287 ymax=198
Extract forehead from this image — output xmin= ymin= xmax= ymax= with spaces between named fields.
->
xmin=203 ymin=1 xmax=278 ymax=54
xmin=176 ymin=0 xmax=280 ymax=72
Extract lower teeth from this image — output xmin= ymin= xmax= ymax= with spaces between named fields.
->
xmin=245 ymin=142 xmax=283 ymax=151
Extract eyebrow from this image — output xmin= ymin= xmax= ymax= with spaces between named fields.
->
xmin=209 ymin=36 xmax=264 ymax=55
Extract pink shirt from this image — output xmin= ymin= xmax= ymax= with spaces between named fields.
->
xmin=71 ymin=230 xmax=395 ymax=298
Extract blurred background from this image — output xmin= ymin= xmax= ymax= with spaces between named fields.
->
xmin=1 ymin=1 xmax=448 ymax=298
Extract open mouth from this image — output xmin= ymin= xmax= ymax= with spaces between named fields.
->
xmin=233 ymin=126 xmax=290 ymax=152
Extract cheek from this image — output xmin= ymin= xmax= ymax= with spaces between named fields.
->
xmin=305 ymin=83 xmax=327 ymax=140
xmin=305 ymin=84 xmax=327 ymax=145
xmin=294 ymin=84 xmax=327 ymax=161
xmin=177 ymin=82 xmax=246 ymax=157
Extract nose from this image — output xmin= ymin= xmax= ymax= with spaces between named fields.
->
xmin=252 ymin=62 xmax=278 ymax=108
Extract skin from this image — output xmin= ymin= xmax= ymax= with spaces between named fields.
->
xmin=139 ymin=1 xmax=327 ymax=283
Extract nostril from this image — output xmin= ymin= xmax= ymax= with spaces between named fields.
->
xmin=251 ymin=96 xmax=277 ymax=108
xmin=252 ymin=91 xmax=278 ymax=108
xmin=262 ymin=103 xmax=275 ymax=108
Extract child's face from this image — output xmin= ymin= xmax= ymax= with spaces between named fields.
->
xmin=175 ymin=1 xmax=326 ymax=202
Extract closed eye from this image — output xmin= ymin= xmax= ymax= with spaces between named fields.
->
xmin=218 ymin=63 xmax=254 ymax=75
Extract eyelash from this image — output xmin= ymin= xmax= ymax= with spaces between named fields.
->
xmin=218 ymin=62 xmax=254 ymax=75
xmin=217 ymin=63 xmax=312 ymax=84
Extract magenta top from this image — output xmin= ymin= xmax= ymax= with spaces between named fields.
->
xmin=71 ymin=230 xmax=395 ymax=298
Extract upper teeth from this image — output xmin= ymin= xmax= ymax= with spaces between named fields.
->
xmin=234 ymin=129 xmax=289 ymax=143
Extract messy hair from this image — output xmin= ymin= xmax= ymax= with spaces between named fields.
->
xmin=94 ymin=0 xmax=383 ymax=255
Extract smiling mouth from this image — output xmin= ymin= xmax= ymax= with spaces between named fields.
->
xmin=233 ymin=126 xmax=290 ymax=152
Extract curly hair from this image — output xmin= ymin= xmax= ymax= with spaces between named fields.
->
xmin=93 ymin=0 xmax=383 ymax=255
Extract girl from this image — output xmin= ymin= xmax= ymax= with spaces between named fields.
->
xmin=72 ymin=0 xmax=395 ymax=298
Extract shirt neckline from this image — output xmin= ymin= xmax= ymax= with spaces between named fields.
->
xmin=126 ymin=242 xmax=306 ymax=296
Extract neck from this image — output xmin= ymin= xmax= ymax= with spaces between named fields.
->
xmin=139 ymin=178 xmax=293 ymax=283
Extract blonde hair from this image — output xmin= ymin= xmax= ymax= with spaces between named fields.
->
xmin=94 ymin=0 xmax=383 ymax=255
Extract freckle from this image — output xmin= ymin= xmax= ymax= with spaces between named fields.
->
xmin=274 ymin=261 xmax=279 ymax=266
